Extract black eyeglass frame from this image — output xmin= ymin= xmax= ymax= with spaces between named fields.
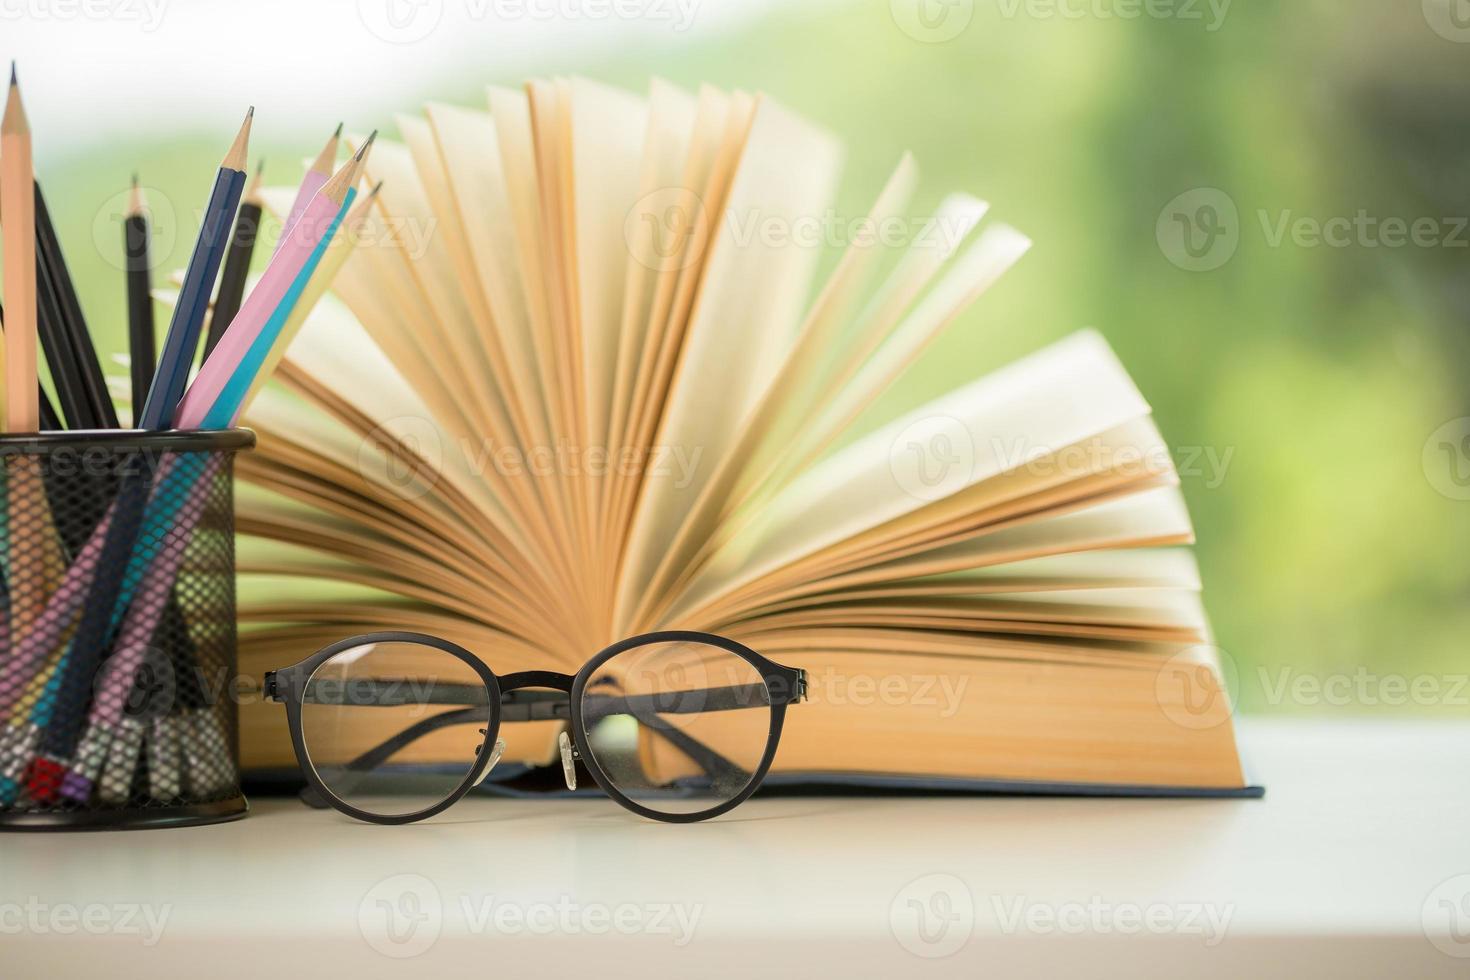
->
xmin=263 ymin=629 xmax=807 ymax=825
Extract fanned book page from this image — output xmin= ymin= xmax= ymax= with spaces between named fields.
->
xmin=233 ymin=77 xmax=1248 ymax=794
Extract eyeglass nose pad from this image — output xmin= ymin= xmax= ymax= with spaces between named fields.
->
xmin=472 ymin=736 xmax=507 ymax=787
xmin=558 ymin=731 xmax=578 ymax=791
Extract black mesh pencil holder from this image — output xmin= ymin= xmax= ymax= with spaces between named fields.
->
xmin=0 ymin=428 xmax=255 ymax=830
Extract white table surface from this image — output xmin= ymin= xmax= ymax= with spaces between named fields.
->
xmin=3 ymin=717 xmax=1468 ymax=978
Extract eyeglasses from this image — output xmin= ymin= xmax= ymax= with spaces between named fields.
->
xmin=263 ymin=630 xmax=808 ymax=824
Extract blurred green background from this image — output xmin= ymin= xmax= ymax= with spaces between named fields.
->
xmin=36 ymin=0 xmax=1470 ymax=714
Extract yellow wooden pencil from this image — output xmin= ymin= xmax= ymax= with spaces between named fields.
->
xmin=1 ymin=64 xmax=63 ymax=636
xmin=2 ymin=63 xmax=37 ymax=432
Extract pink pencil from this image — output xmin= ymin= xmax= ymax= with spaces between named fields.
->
xmin=0 ymin=509 xmax=113 ymax=719
xmin=176 ymin=141 xmax=364 ymax=423
xmin=271 ymin=123 xmax=340 ymax=258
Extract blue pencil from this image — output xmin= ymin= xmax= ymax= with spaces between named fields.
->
xmin=137 ymin=107 xmax=253 ymax=430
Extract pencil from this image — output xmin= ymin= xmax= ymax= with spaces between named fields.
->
xmin=121 ymin=177 xmax=212 ymax=801
xmin=2 ymin=65 xmax=49 ymax=650
xmin=0 ymin=303 xmax=62 ymax=430
xmin=274 ymin=123 xmax=339 ymax=257
xmin=136 ymin=106 xmax=251 ymax=431
xmin=33 ymin=247 xmax=88 ymax=427
xmin=35 ymin=182 xmax=117 ymax=429
xmin=125 ymin=176 xmax=156 ymax=420
xmin=204 ymin=160 xmax=263 ymax=361
xmin=3 ymin=63 xmax=36 ymax=433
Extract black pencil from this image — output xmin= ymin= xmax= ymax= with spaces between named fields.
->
xmin=32 ymin=187 xmax=88 ymax=428
xmin=34 ymin=181 xmax=118 ymax=429
xmin=203 ymin=159 xmax=263 ymax=361
xmin=33 ymin=245 xmax=84 ymax=427
xmin=125 ymin=176 xmax=156 ymax=419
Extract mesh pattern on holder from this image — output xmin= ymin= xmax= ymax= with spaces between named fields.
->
xmin=0 ymin=430 xmax=252 ymax=830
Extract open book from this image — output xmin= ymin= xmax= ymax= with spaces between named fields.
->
xmin=230 ymin=77 xmax=1250 ymax=796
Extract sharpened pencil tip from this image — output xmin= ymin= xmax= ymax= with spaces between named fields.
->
xmin=222 ymin=106 xmax=254 ymax=171
xmin=244 ymin=159 xmax=265 ymax=203
xmin=2 ymin=62 xmax=27 ymax=134
xmin=354 ymin=130 xmax=377 ymax=161
xmin=309 ymin=123 xmax=343 ymax=174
